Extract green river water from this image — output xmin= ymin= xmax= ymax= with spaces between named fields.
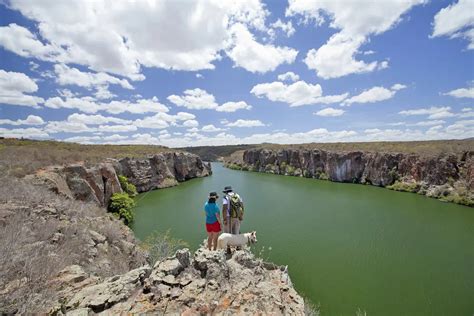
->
xmin=132 ymin=163 xmax=474 ymax=316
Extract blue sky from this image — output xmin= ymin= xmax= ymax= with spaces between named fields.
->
xmin=0 ymin=0 xmax=473 ymax=147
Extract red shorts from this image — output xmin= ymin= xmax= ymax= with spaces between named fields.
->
xmin=206 ymin=221 xmax=221 ymax=233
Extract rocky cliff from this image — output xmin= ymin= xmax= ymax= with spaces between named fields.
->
xmin=50 ymin=245 xmax=304 ymax=315
xmin=115 ymin=152 xmax=212 ymax=192
xmin=25 ymin=152 xmax=212 ymax=206
xmin=225 ymin=148 xmax=473 ymax=206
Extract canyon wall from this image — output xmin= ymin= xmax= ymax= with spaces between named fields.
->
xmin=26 ymin=152 xmax=212 ymax=206
xmin=226 ymin=148 xmax=473 ymax=206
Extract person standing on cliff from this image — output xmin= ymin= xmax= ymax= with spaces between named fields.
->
xmin=204 ymin=192 xmax=221 ymax=251
xmin=222 ymin=186 xmax=244 ymax=235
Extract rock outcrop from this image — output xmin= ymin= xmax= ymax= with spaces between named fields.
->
xmin=56 ymin=245 xmax=304 ymax=315
xmin=25 ymin=152 xmax=212 ymax=205
xmin=226 ymin=148 xmax=474 ymax=206
xmin=115 ymin=152 xmax=212 ymax=192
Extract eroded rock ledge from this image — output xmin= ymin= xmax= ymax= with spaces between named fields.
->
xmin=225 ymin=148 xmax=473 ymax=206
xmin=53 ymin=246 xmax=304 ymax=315
xmin=25 ymin=152 xmax=212 ymax=206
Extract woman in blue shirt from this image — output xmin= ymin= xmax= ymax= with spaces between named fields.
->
xmin=204 ymin=191 xmax=221 ymax=250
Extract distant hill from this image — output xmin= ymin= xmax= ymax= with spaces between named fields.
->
xmin=180 ymin=144 xmax=256 ymax=161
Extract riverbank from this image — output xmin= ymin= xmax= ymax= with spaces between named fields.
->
xmin=224 ymin=141 xmax=473 ymax=206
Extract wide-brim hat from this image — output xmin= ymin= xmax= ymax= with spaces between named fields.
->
xmin=222 ymin=186 xmax=233 ymax=193
xmin=209 ymin=191 xmax=219 ymax=198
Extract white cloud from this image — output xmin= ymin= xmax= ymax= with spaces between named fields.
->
xmin=225 ymin=119 xmax=265 ymax=127
xmin=399 ymin=106 xmax=455 ymax=119
xmin=168 ymin=88 xmax=218 ymax=110
xmin=432 ymin=0 xmax=474 ymax=50
xmin=216 ymin=101 xmax=252 ymax=112
xmin=104 ymin=97 xmax=169 ymax=114
xmin=133 ymin=112 xmax=194 ymax=129
xmin=0 ymin=69 xmax=44 ymax=107
xmin=409 ymin=120 xmax=445 ymax=126
xmin=0 ymin=127 xmax=49 ymax=139
xmin=391 ymin=83 xmax=407 ymax=91
xmin=287 ymin=0 xmax=425 ymax=78
xmin=0 ymin=115 xmax=45 ymax=126
xmin=277 ymin=71 xmax=300 ymax=82
xmin=251 ymin=80 xmax=348 ymax=106
xmin=182 ymin=120 xmax=199 ymax=128
xmin=226 ymin=23 xmax=298 ymax=73
xmin=342 ymin=84 xmax=406 ymax=106
xmin=271 ymin=19 xmax=296 ymax=37
xmin=97 ymin=124 xmax=137 ymax=133
xmin=201 ymin=124 xmax=227 ymax=132
xmin=196 ymin=73 xmax=203 ymax=79
xmin=44 ymin=95 xmax=169 ymax=114
xmin=444 ymin=86 xmax=474 ymax=99
xmin=44 ymin=96 xmax=101 ymax=113
xmin=0 ymin=1 xmax=286 ymax=78
xmin=314 ymin=107 xmax=345 ymax=117
xmin=67 ymin=113 xmax=130 ymax=125
xmin=54 ymin=64 xmax=133 ymax=90
xmin=168 ymin=89 xmax=251 ymax=112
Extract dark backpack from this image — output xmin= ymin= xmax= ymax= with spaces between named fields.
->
xmin=228 ymin=193 xmax=244 ymax=220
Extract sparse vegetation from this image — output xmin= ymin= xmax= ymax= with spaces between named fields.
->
xmin=140 ymin=229 xmax=188 ymax=265
xmin=386 ymin=180 xmax=420 ymax=193
xmin=0 ymin=176 xmax=145 ymax=313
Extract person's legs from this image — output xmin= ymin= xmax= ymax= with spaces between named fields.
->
xmin=212 ymin=232 xmax=219 ymax=250
xmin=231 ymin=219 xmax=241 ymax=235
xmin=207 ymin=232 xmax=212 ymax=250
xmin=223 ymin=216 xmax=230 ymax=233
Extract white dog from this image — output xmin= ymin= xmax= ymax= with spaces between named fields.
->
xmin=217 ymin=231 xmax=257 ymax=250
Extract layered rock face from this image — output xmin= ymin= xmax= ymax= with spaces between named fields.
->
xmin=54 ymin=245 xmax=304 ymax=315
xmin=25 ymin=152 xmax=212 ymax=205
xmin=226 ymin=148 xmax=473 ymax=206
xmin=115 ymin=152 xmax=212 ymax=192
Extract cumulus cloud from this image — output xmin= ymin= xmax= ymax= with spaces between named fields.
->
xmin=0 ymin=1 xmax=295 ymax=78
xmin=277 ymin=71 xmax=299 ymax=82
xmin=432 ymin=0 xmax=474 ymax=50
xmin=270 ymin=19 xmax=296 ymax=37
xmin=443 ymin=86 xmax=474 ymax=98
xmin=399 ymin=106 xmax=455 ymax=119
xmin=0 ymin=69 xmax=44 ymax=107
xmin=216 ymin=101 xmax=252 ymax=112
xmin=225 ymin=119 xmax=265 ymax=127
xmin=342 ymin=84 xmax=406 ymax=106
xmin=168 ymin=89 xmax=252 ymax=112
xmin=67 ymin=113 xmax=130 ymax=125
xmin=314 ymin=108 xmax=345 ymax=117
xmin=44 ymin=95 xmax=169 ymax=114
xmin=54 ymin=64 xmax=133 ymax=90
xmin=286 ymin=0 xmax=425 ymax=78
xmin=251 ymin=80 xmax=348 ymax=106
xmin=0 ymin=127 xmax=49 ymax=139
xmin=0 ymin=115 xmax=45 ymax=126
xmin=201 ymin=124 xmax=227 ymax=132
xmin=168 ymin=88 xmax=218 ymax=110
xmin=226 ymin=23 xmax=298 ymax=73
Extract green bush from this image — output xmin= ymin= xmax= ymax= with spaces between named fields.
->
xmin=118 ymin=175 xmax=137 ymax=197
xmin=108 ymin=192 xmax=135 ymax=225
xmin=386 ymin=180 xmax=420 ymax=193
